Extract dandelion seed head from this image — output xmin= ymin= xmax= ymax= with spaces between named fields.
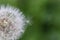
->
xmin=0 ymin=5 xmax=27 ymax=40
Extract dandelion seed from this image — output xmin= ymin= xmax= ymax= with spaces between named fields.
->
xmin=0 ymin=5 xmax=27 ymax=40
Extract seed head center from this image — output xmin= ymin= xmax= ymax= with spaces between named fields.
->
xmin=3 ymin=20 xmax=8 ymax=27
xmin=0 ymin=18 xmax=11 ymax=31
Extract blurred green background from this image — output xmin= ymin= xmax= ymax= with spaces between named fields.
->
xmin=0 ymin=0 xmax=60 ymax=40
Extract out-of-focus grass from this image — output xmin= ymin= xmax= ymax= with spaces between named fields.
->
xmin=17 ymin=0 xmax=48 ymax=40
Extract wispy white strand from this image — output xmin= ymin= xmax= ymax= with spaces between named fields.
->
xmin=0 ymin=5 xmax=27 ymax=40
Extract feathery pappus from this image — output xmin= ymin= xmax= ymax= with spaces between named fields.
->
xmin=0 ymin=5 xmax=27 ymax=40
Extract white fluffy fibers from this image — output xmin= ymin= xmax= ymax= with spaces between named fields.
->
xmin=0 ymin=5 xmax=26 ymax=40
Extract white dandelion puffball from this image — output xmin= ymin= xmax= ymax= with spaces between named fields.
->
xmin=0 ymin=5 xmax=27 ymax=40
